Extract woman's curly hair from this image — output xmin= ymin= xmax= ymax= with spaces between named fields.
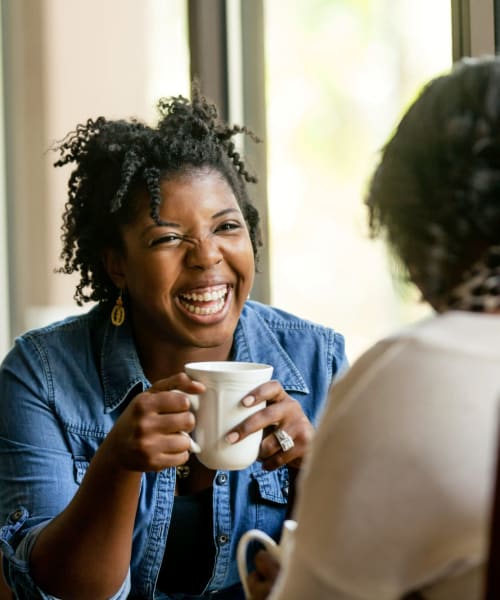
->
xmin=366 ymin=56 xmax=500 ymax=304
xmin=55 ymin=83 xmax=262 ymax=305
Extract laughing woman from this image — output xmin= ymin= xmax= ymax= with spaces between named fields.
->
xmin=0 ymin=86 xmax=347 ymax=599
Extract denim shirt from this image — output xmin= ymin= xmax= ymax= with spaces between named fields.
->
xmin=0 ymin=300 xmax=347 ymax=599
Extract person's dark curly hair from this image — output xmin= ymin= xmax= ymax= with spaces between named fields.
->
xmin=55 ymin=83 xmax=262 ymax=306
xmin=366 ymin=56 xmax=500 ymax=306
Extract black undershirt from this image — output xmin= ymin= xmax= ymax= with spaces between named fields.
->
xmin=157 ymin=487 xmax=216 ymax=595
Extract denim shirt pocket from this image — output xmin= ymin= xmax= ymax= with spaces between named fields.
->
xmin=252 ymin=467 xmax=289 ymax=504
xmin=251 ymin=467 xmax=290 ymax=534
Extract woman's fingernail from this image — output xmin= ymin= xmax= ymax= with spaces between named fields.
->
xmin=242 ymin=395 xmax=254 ymax=407
xmin=225 ymin=431 xmax=240 ymax=444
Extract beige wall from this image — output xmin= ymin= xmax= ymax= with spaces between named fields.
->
xmin=3 ymin=0 xmax=190 ymax=343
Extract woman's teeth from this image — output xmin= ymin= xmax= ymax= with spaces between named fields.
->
xmin=179 ymin=287 xmax=227 ymax=315
xmin=181 ymin=289 xmax=226 ymax=302
xmin=184 ymin=299 xmax=225 ymax=315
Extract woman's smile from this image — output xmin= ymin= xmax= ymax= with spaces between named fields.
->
xmin=176 ymin=283 xmax=232 ymax=320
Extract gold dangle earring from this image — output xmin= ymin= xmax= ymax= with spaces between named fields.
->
xmin=111 ymin=288 xmax=125 ymax=326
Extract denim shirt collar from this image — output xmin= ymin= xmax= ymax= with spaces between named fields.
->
xmin=101 ymin=317 xmax=148 ymax=413
xmin=100 ymin=302 xmax=309 ymax=413
xmin=231 ymin=303 xmax=309 ymax=395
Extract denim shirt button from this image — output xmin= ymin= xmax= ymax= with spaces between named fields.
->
xmin=216 ymin=473 xmax=228 ymax=485
xmin=10 ymin=509 xmax=24 ymax=523
xmin=217 ymin=534 xmax=229 ymax=545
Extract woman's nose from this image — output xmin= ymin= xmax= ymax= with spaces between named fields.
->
xmin=185 ymin=237 xmax=223 ymax=269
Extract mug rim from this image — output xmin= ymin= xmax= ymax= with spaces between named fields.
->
xmin=184 ymin=361 xmax=273 ymax=373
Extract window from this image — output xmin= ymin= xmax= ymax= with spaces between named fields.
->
xmin=264 ymin=0 xmax=452 ymax=360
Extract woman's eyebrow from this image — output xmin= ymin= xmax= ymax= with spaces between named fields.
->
xmin=212 ymin=208 xmax=240 ymax=219
xmin=141 ymin=221 xmax=181 ymax=235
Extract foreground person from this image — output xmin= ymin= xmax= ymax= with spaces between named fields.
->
xmin=246 ymin=56 xmax=500 ymax=600
xmin=0 ymin=87 xmax=347 ymax=599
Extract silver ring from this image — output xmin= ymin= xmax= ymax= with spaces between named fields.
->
xmin=273 ymin=428 xmax=295 ymax=452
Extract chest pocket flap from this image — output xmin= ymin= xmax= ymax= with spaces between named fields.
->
xmin=252 ymin=468 xmax=289 ymax=505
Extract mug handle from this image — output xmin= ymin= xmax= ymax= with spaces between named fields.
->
xmin=170 ymin=391 xmax=201 ymax=453
xmin=237 ymin=529 xmax=281 ymax=599
xmin=186 ymin=392 xmax=199 ymax=411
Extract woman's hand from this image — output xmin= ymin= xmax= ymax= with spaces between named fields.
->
xmin=225 ymin=380 xmax=314 ymax=470
xmin=246 ymin=549 xmax=281 ymax=600
xmin=102 ymin=373 xmax=205 ymax=472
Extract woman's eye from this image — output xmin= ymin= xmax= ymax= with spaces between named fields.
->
xmin=216 ymin=221 xmax=242 ymax=233
xmin=149 ymin=234 xmax=183 ymax=247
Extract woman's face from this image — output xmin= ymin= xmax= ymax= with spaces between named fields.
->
xmin=109 ymin=169 xmax=255 ymax=351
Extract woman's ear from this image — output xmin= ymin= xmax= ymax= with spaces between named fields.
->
xmin=102 ymin=248 xmax=126 ymax=289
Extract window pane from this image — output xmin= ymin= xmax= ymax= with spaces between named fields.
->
xmin=264 ymin=0 xmax=452 ymax=360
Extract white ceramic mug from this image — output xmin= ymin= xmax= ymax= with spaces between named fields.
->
xmin=184 ymin=361 xmax=273 ymax=470
xmin=237 ymin=519 xmax=298 ymax=599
